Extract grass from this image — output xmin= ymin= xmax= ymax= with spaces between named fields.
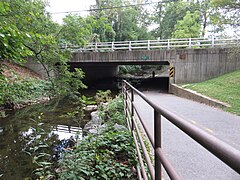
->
xmin=182 ymin=70 xmax=240 ymax=116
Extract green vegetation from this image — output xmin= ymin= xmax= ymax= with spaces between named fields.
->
xmin=98 ymin=94 xmax=126 ymax=126
xmin=93 ymin=0 xmax=152 ymax=41
xmin=58 ymin=94 xmax=137 ymax=179
xmin=1 ymin=0 xmax=239 ymax=110
xmin=23 ymin=114 xmax=56 ymax=179
xmin=0 ymin=77 xmax=51 ymax=108
xmin=0 ymin=0 xmax=87 ymax=110
xmin=182 ymin=70 xmax=240 ymax=115
xmin=152 ymin=0 xmax=239 ymax=39
xmin=24 ymin=94 xmax=137 ymax=179
xmin=0 ymin=0 xmax=239 ymax=178
xmin=119 ymin=65 xmax=162 ymax=77
xmin=59 ymin=131 xmax=137 ymax=179
xmin=172 ymin=11 xmax=201 ymax=38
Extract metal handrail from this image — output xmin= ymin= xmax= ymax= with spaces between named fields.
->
xmin=122 ymin=80 xmax=240 ymax=180
xmin=61 ymin=37 xmax=239 ymax=52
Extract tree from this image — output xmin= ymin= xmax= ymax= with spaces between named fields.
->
xmin=212 ymin=0 xmax=240 ymax=33
xmin=152 ymin=2 xmax=164 ymax=39
xmin=61 ymin=14 xmax=115 ymax=44
xmin=0 ymin=1 xmax=32 ymax=63
xmin=86 ymin=15 xmax=115 ymax=42
xmin=0 ymin=0 xmax=87 ymax=100
xmin=93 ymin=0 xmax=152 ymax=41
xmin=152 ymin=0 xmax=230 ymax=39
xmin=172 ymin=11 xmax=201 ymax=38
xmin=197 ymin=0 xmax=211 ymax=37
xmin=60 ymin=14 xmax=91 ymax=46
xmin=152 ymin=0 xmax=197 ymax=39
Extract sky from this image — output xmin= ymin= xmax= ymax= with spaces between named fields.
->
xmin=46 ymin=0 xmax=238 ymax=37
xmin=46 ymin=0 xmax=97 ymax=23
xmin=46 ymin=0 xmax=160 ymax=24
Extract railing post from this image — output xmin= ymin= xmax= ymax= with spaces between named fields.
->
xmin=95 ymin=42 xmax=98 ymax=51
xmin=189 ymin=38 xmax=192 ymax=48
xmin=154 ymin=110 xmax=161 ymax=180
xmin=129 ymin=41 xmax=132 ymax=51
xmin=212 ymin=36 xmax=215 ymax=47
xmin=131 ymin=88 xmax=134 ymax=131
xmin=167 ymin=39 xmax=170 ymax=49
xmin=147 ymin=40 xmax=150 ymax=50
xmin=111 ymin=42 xmax=114 ymax=51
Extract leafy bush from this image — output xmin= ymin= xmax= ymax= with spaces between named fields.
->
xmin=119 ymin=65 xmax=142 ymax=75
xmin=59 ymin=131 xmax=137 ymax=179
xmin=98 ymin=94 xmax=126 ymax=126
xmin=23 ymin=114 xmax=57 ymax=179
xmin=119 ymin=65 xmax=162 ymax=75
xmin=0 ymin=77 xmax=51 ymax=108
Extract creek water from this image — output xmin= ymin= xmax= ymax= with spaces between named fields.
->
xmin=0 ymin=96 xmax=90 ymax=179
xmin=0 ymin=77 xmax=167 ymax=179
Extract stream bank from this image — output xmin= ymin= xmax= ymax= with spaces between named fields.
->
xmin=0 ymin=89 xmax=138 ymax=179
xmin=0 ymin=96 xmax=90 ymax=179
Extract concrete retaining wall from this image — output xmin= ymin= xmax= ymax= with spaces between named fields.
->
xmin=172 ymin=48 xmax=240 ymax=83
xmin=169 ymin=83 xmax=230 ymax=108
xmin=24 ymin=58 xmax=54 ymax=78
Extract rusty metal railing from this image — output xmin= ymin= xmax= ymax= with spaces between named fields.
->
xmin=122 ymin=80 xmax=240 ymax=180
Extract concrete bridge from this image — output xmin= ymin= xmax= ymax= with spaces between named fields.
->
xmin=69 ymin=38 xmax=240 ymax=84
xmin=25 ymin=38 xmax=240 ymax=85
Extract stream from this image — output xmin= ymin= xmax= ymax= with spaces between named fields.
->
xmin=0 ymin=96 xmax=91 ymax=179
xmin=0 ymin=77 xmax=167 ymax=179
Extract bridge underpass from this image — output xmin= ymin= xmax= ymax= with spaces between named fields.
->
xmin=69 ymin=61 xmax=170 ymax=91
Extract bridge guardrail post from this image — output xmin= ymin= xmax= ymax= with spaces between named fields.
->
xmin=129 ymin=41 xmax=132 ymax=51
xmin=154 ymin=110 xmax=162 ymax=180
xmin=111 ymin=42 xmax=114 ymax=51
xmin=95 ymin=42 xmax=97 ymax=52
xmin=189 ymin=38 xmax=192 ymax=48
xmin=148 ymin=40 xmax=150 ymax=50
xmin=167 ymin=39 xmax=170 ymax=49
xmin=211 ymin=36 xmax=215 ymax=47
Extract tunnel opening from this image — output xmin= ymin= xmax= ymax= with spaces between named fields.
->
xmin=134 ymin=76 xmax=169 ymax=92
xmin=69 ymin=61 xmax=170 ymax=92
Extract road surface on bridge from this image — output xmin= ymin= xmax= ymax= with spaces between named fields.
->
xmin=133 ymin=91 xmax=240 ymax=180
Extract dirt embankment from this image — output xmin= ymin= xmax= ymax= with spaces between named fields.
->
xmin=1 ymin=61 xmax=49 ymax=112
xmin=2 ymin=61 xmax=42 ymax=80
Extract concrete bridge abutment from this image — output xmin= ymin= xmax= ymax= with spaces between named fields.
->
xmin=170 ymin=48 xmax=240 ymax=84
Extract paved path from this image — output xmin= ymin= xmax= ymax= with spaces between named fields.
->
xmin=133 ymin=91 xmax=240 ymax=180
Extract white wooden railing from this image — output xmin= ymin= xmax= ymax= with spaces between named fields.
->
xmin=61 ymin=37 xmax=239 ymax=52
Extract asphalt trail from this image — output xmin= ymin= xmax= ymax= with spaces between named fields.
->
xmin=134 ymin=91 xmax=240 ymax=180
